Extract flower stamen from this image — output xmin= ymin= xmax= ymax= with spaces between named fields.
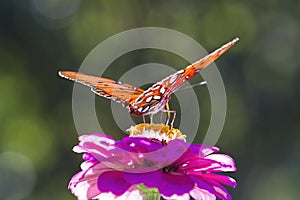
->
xmin=127 ymin=123 xmax=186 ymax=143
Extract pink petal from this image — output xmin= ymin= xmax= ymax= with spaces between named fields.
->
xmin=198 ymin=146 xmax=219 ymax=156
xmin=190 ymin=187 xmax=216 ymax=200
xmin=69 ymin=170 xmax=100 ymax=200
xmin=201 ymin=174 xmax=237 ymax=187
xmin=162 ymin=193 xmax=190 ymax=200
xmin=207 ymin=180 xmax=232 ymax=200
xmin=114 ymin=187 xmax=143 ymax=200
xmin=95 ymin=186 xmax=143 ymax=200
xmin=69 ymin=163 xmax=111 ymax=200
xmin=205 ymin=154 xmax=236 ymax=172
xmin=79 ymin=133 xmax=114 ymax=145
xmin=190 ymin=175 xmax=233 ymax=200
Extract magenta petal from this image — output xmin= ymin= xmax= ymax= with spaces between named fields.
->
xmin=116 ymin=137 xmax=163 ymax=153
xmin=69 ymin=132 xmax=237 ymax=200
xmin=189 ymin=144 xmax=219 ymax=156
xmin=98 ymin=171 xmax=132 ymax=195
xmin=201 ymin=174 xmax=237 ymax=188
xmin=189 ymin=175 xmax=215 ymax=194
xmin=124 ymin=171 xmax=162 ymax=188
xmin=125 ymin=171 xmax=195 ymax=196
xmin=147 ymin=140 xmax=190 ymax=165
xmin=179 ymin=159 xmax=215 ymax=172
xmin=158 ymin=173 xmax=195 ymax=196
xmin=82 ymin=153 xmax=99 ymax=163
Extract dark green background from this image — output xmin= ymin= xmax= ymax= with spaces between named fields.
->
xmin=0 ymin=1 xmax=299 ymax=199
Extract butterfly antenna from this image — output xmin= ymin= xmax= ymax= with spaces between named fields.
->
xmin=179 ymin=81 xmax=207 ymax=91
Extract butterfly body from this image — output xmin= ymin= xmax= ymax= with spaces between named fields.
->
xmin=59 ymin=38 xmax=239 ymax=118
xmin=129 ymin=83 xmax=169 ymax=115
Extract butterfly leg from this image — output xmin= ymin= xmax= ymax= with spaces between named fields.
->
xmin=142 ymin=115 xmax=146 ymax=124
xmin=169 ymin=110 xmax=176 ymax=128
xmin=162 ymin=109 xmax=176 ymax=128
xmin=160 ymin=111 xmax=164 ymax=123
xmin=150 ymin=114 xmax=154 ymax=124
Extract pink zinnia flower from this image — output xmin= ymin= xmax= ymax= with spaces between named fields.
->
xmin=69 ymin=124 xmax=236 ymax=200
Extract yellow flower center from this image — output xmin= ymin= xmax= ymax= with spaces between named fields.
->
xmin=127 ymin=123 xmax=186 ymax=143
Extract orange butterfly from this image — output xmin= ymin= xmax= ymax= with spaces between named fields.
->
xmin=59 ymin=38 xmax=238 ymax=125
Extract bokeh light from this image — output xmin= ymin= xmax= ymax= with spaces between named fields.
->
xmin=0 ymin=152 xmax=36 ymax=200
xmin=30 ymin=0 xmax=80 ymax=29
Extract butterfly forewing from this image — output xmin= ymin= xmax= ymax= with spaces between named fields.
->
xmin=58 ymin=71 xmax=144 ymax=107
xmin=151 ymin=37 xmax=239 ymax=97
xmin=129 ymin=38 xmax=239 ymax=115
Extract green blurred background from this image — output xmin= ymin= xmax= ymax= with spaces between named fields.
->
xmin=0 ymin=0 xmax=299 ymax=199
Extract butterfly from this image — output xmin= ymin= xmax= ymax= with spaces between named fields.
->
xmin=59 ymin=38 xmax=238 ymax=125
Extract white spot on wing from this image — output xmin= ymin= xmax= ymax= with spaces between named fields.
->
xmin=146 ymin=96 xmax=152 ymax=103
xmin=160 ymin=87 xmax=166 ymax=94
xmin=138 ymin=107 xmax=143 ymax=113
xmin=153 ymin=95 xmax=161 ymax=100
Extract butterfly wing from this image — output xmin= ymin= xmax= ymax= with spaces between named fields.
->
xmin=59 ymin=38 xmax=238 ymax=116
xmin=155 ymin=38 xmax=239 ymax=95
xmin=58 ymin=71 xmax=144 ymax=108
xmin=131 ymin=38 xmax=239 ymax=115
